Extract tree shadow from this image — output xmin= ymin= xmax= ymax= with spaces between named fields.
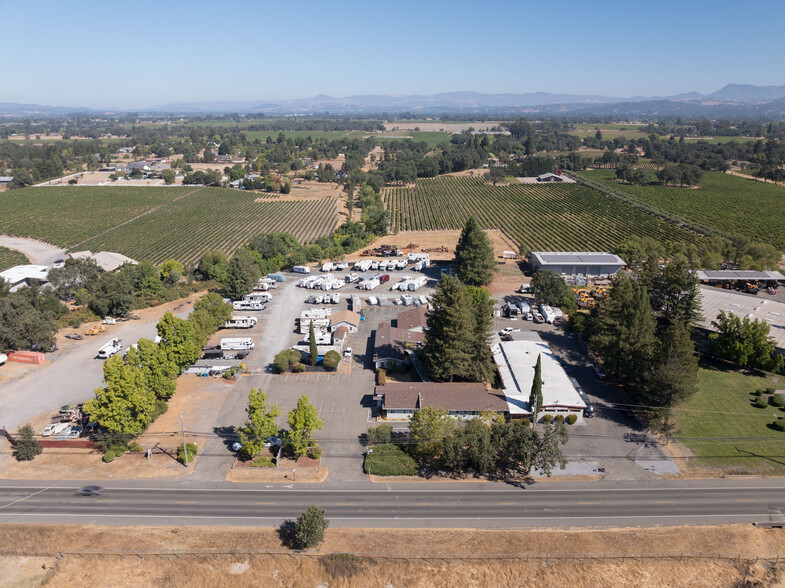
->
xmin=213 ymin=425 xmax=239 ymax=450
xmin=277 ymin=520 xmax=299 ymax=549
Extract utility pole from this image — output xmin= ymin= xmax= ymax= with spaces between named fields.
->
xmin=179 ymin=411 xmax=188 ymax=468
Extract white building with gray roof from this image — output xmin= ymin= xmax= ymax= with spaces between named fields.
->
xmin=530 ymin=251 xmax=626 ymax=277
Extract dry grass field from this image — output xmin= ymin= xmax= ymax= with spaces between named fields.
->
xmin=1 ymin=524 xmax=784 ymax=587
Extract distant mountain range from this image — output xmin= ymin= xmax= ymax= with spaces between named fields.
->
xmin=3 ymin=84 xmax=785 ymax=118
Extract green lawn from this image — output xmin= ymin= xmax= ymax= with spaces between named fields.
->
xmin=577 ymin=169 xmax=785 ymax=248
xmin=244 ymin=130 xmax=367 ymax=142
xmin=673 ymin=363 xmax=785 ymax=474
xmin=375 ymin=131 xmax=452 ymax=149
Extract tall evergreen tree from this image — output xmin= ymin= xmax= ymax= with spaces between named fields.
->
xmin=528 ymin=354 xmax=543 ymax=420
xmin=650 ymin=255 xmax=702 ymax=326
xmin=423 ymin=275 xmax=474 ymax=381
xmin=466 ymin=285 xmax=496 ymax=382
xmin=454 ymin=216 xmax=496 ymax=286
xmin=644 ymin=322 xmax=698 ymax=408
xmin=589 ymin=273 xmax=657 ymax=387
xmin=224 ymin=248 xmax=260 ymax=301
xmin=308 ymin=321 xmax=318 ymax=366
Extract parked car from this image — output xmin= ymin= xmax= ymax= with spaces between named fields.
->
xmin=66 ymin=426 xmax=83 ymax=439
xmin=499 ymin=327 xmax=514 ymax=336
xmin=231 ymin=441 xmax=243 ymax=452
xmin=31 ymin=342 xmax=58 ymax=353
xmin=344 ymin=347 xmax=353 ymax=358
xmin=65 ymin=333 xmax=83 ymax=341
xmin=525 ymin=312 xmax=533 ymax=321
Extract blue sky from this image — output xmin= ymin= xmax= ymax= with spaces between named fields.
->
xmin=2 ymin=0 xmax=783 ymax=109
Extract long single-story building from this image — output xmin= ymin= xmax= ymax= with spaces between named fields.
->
xmin=376 ymin=382 xmax=509 ymax=420
xmin=530 ymin=251 xmax=626 ymax=277
xmin=492 ymin=337 xmax=586 ymax=422
xmin=67 ymin=251 xmax=138 ymax=272
xmin=0 ymin=264 xmax=50 ymax=292
xmin=699 ymin=286 xmax=785 ymax=351
xmin=695 ymin=269 xmax=785 ymax=284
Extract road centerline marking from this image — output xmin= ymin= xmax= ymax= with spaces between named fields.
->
xmin=577 ymin=501 xmax=598 ymax=505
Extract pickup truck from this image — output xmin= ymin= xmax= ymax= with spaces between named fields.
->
xmin=97 ymin=338 xmax=123 ymax=359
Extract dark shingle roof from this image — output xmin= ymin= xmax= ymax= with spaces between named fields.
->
xmin=378 ymin=383 xmax=508 ymax=413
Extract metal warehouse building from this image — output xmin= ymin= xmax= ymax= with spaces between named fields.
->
xmin=530 ymin=251 xmax=626 ymax=277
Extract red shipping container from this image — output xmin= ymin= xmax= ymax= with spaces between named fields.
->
xmin=7 ymin=351 xmax=46 ymax=365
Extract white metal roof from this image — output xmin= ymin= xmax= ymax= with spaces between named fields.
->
xmin=530 ymin=251 xmax=626 ymax=266
xmin=699 ymin=286 xmax=785 ymax=349
xmin=0 ymin=264 xmax=50 ymax=285
xmin=696 ymin=270 xmax=785 ymax=282
xmin=492 ymin=339 xmax=585 ymax=415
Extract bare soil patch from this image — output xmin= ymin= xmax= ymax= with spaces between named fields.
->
xmin=347 ymin=229 xmax=517 ymax=264
xmin=0 ymin=374 xmax=230 ymax=480
xmin=384 ymin=121 xmax=503 ymax=133
xmin=2 ymin=524 xmax=784 ymax=587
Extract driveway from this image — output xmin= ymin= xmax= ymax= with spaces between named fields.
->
xmin=0 ymin=235 xmax=66 ymax=266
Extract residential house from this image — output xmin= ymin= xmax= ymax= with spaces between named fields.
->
xmin=330 ymin=310 xmax=361 ymax=334
xmin=375 ymin=382 xmax=509 ymax=420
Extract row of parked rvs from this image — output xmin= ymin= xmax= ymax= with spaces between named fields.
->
xmin=391 ymin=276 xmax=428 ymax=291
xmin=306 ymin=293 xmax=342 ymax=304
xmin=358 ymin=273 xmax=390 ymax=290
xmin=297 ymin=274 xmax=344 ymax=290
xmin=320 ymin=261 xmax=350 ymax=272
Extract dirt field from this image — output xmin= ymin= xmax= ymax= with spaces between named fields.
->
xmin=1 ymin=524 xmax=784 ymax=587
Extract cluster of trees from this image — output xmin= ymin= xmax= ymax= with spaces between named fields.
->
xmin=404 ymin=407 xmax=569 ymax=478
xmin=614 ymin=234 xmax=781 ymax=272
xmin=356 ymin=183 xmax=389 ymax=236
xmin=656 ymin=163 xmax=704 ymax=186
xmin=182 ymin=169 xmax=222 ymax=186
xmin=584 ymin=260 xmax=702 ymax=432
xmin=240 ymin=173 xmax=291 ymax=193
xmin=1 ymin=140 xmax=108 ymax=188
xmin=236 ymin=390 xmax=323 ymax=459
xmin=0 ymin=280 xmax=65 ymax=353
xmin=84 ymin=294 xmax=231 ymax=435
xmin=710 ymin=311 xmax=783 ymax=373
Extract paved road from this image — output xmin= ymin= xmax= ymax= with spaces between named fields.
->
xmin=1 ymin=479 xmax=784 ymax=528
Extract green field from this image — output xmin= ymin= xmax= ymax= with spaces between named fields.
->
xmin=244 ymin=130 xmax=368 ymax=142
xmin=0 ymin=186 xmax=198 ymax=248
xmin=0 ymin=246 xmax=29 ymax=272
xmin=375 ymin=131 xmax=452 ymax=149
xmin=578 ymin=169 xmax=785 ymax=248
xmin=673 ymin=364 xmax=785 ymax=475
xmin=384 ymin=176 xmax=699 ymax=251
xmin=75 ymin=188 xmax=338 ymax=265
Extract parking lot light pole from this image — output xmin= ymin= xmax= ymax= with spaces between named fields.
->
xmin=179 ymin=411 xmax=188 ymax=468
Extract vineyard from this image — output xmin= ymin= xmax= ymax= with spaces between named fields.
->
xmin=76 ymin=188 xmax=339 ymax=265
xmin=384 ymin=176 xmax=699 ymax=251
xmin=579 ymin=170 xmax=785 ymax=249
xmin=0 ymin=186 xmax=198 ymax=248
xmin=0 ymin=246 xmax=29 ymax=272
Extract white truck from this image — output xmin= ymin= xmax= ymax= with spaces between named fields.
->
xmin=413 ymin=260 xmax=428 ymax=271
xmin=233 ymin=300 xmax=265 ymax=311
xmin=378 ymin=260 xmax=389 ymax=271
xmin=539 ymin=304 xmax=556 ymax=324
xmin=408 ymin=276 xmax=427 ymax=291
xmin=97 ymin=338 xmax=123 ymax=359
xmin=292 ymin=265 xmax=311 ymax=274
xmin=224 ymin=316 xmax=258 ymax=329
xmin=220 ymin=337 xmax=255 ymax=351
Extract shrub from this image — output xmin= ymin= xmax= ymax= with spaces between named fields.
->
xmin=771 ymin=394 xmax=785 ymax=407
xmin=223 ymin=367 xmax=236 ymax=379
xmin=14 ymin=424 xmax=42 ymax=461
xmin=767 ymin=387 xmax=776 ymax=394
xmin=128 ymin=441 xmax=143 ymax=453
xmin=753 ymin=389 xmax=764 ymax=396
xmin=177 ymin=442 xmax=198 ymax=464
xmin=295 ymin=505 xmax=329 ymax=549
xmin=377 ymin=368 xmax=387 ymax=385
xmin=542 ymin=414 xmax=553 ymax=423
xmin=755 ymin=397 xmax=769 ymax=409
xmin=323 ymin=350 xmax=341 ymax=371
xmin=274 ymin=349 xmax=301 ymax=373
xmin=363 ymin=444 xmax=419 ymax=476
xmin=307 ymin=445 xmax=323 ymax=459
xmin=367 ymin=423 xmax=393 ymax=445
xmin=292 ymin=362 xmax=306 ymax=373
xmin=520 ymin=418 xmax=531 ymax=427
xmin=102 ymin=449 xmax=118 ymax=463
xmin=566 ymin=414 xmax=578 ymax=425
xmin=250 ymin=455 xmax=275 ymax=468
xmin=772 ymin=420 xmax=785 ymax=432
xmin=555 ymin=415 xmax=565 ymax=423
